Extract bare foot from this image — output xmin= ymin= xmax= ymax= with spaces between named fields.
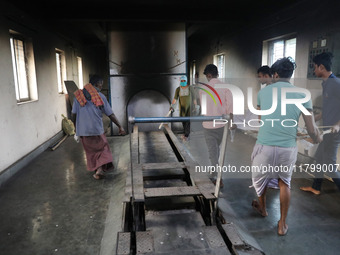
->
xmin=300 ymin=186 xmax=320 ymax=195
xmin=278 ymin=221 xmax=288 ymax=236
xmin=181 ymin=135 xmax=189 ymax=142
xmin=251 ymin=200 xmax=268 ymax=217
xmin=93 ymin=167 xmax=105 ymax=180
xmin=93 ymin=173 xmax=101 ymax=180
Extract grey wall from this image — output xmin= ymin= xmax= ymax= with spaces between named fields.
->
xmin=188 ymin=0 xmax=340 ymax=110
xmin=108 ymin=23 xmax=186 ymax=133
xmin=0 ymin=2 xmax=107 ymax=173
xmin=2 ymin=0 xmax=340 ymax=174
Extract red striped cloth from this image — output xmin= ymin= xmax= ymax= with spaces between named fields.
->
xmin=84 ymin=83 xmax=104 ymax=107
xmin=74 ymin=83 xmax=104 ymax=107
xmin=74 ymin=89 xmax=87 ymax=107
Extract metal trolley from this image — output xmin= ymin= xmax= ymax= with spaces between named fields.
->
xmin=116 ymin=116 xmax=264 ymax=255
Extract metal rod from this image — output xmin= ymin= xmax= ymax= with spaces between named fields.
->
xmin=128 ymin=115 xmax=229 ymax=123
xmin=159 ymin=110 xmax=172 ymax=129
xmin=214 ymin=124 xmax=229 ymax=198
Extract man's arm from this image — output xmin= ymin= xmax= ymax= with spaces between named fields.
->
xmin=331 ymin=119 xmax=340 ymax=133
xmin=170 ymin=98 xmax=177 ymax=112
xmin=257 ymin=106 xmax=261 ymax=120
xmin=71 ymin=113 xmax=80 ymax=142
xmin=302 ymin=111 xmax=322 ymax=143
xmin=71 ymin=113 xmax=76 ymax=130
xmin=108 ymin=113 xmax=126 ymax=135
xmin=314 ymin=112 xmax=322 ymax=122
xmin=170 ymin=87 xmax=180 ymax=112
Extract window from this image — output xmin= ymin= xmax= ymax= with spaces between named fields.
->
xmin=77 ymin=56 xmax=83 ymax=89
xmin=214 ymin=54 xmax=225 ymax=79
xmin=10 ymin=30 xmax=38 ymax=103
xmin=191 ymin=60 xmax=196 ymax=85
xmin=56 ymin=49 xmax=67 ymax=94
xmin=267 ymin=37 xmax=296 ymax=66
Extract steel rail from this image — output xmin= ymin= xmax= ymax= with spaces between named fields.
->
xmin=128 ymin=115 xmax=230 ymax=123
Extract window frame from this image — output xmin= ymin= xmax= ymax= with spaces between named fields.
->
xmin=191 ymin=60 xmax=196 ymax=85
xmin=55 ymin=49 xmax=67 ymax=94
xmin=9 ymin=29 xmax=38 ymax=104
xmin=266 ymin=34 xmax=297 ymax=66
xmin=77 ymin=56 xmax=83 ymax=89
xmin=10 ymin=34 xmax=30 ymax=102
xmin=214 ymin=53 xmax=225 ymax=79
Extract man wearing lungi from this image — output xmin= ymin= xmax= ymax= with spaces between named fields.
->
xmin=72 ymin=75 xmax=126 ymax=180
xmin=251 ymin=57 xmax=322 ymax=235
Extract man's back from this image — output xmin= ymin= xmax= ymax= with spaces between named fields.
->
xmin=256 ymin=81 xmax=312 ymax=147
xmin=200 ymin=78 xmax=233 ymax=129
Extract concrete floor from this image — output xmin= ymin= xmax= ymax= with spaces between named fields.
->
xmin=0 ymin=136 xmax=129 ymax=255
xmin=186 ymin=128 xmax=340 ymax=255
xmin=1 ymin=128 xmax=340 ymax=255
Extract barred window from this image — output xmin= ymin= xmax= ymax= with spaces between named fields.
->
xmin=10 ymin=30 xmax=38 ymax=103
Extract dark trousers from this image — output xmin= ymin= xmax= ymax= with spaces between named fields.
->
xmin=203 ymin=127 xmax=224 ymax=180
xmin=182 ymin=122 xmax=190 ymax=137
xmin=312 ymin=132 xmax=340 ymax=191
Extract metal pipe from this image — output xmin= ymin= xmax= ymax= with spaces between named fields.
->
xmin=128 ymin=115 xmax=230 ymax=123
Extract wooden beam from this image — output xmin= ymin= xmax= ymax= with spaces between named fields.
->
xmin=144 ymin=186 xmax=201 ymax=198
xmin=140 ymin=162 xmax=187 ymax=170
